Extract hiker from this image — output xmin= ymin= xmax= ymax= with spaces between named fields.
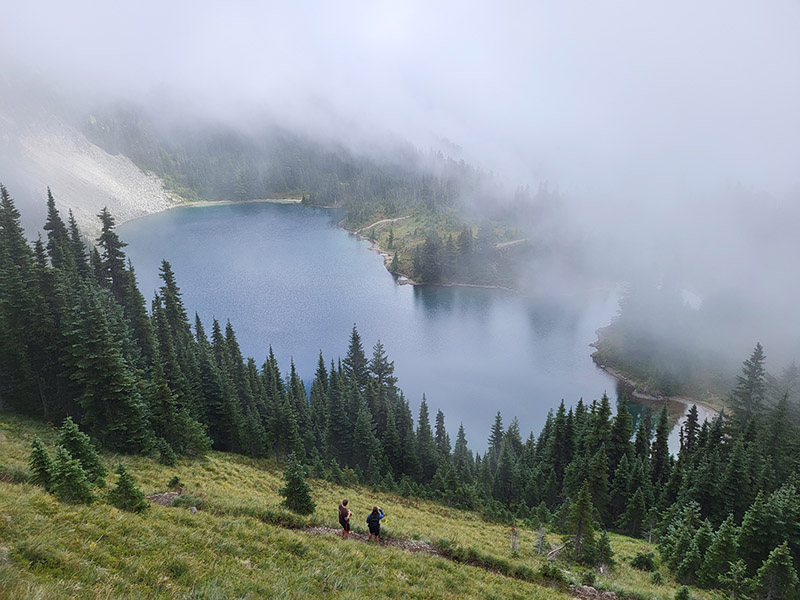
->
xmin=366 ymin=505 xmax=385 ymax=543
xmin=338 ymin=499 xmax=351 ymax=539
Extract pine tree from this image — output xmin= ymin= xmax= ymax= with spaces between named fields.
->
xmin=650 ymin=405 xmax=671 ymax=487
xmin=57 ymin=417 xmax=107 ymax=485
xmin=487 ymin=411 xmax=504 ymax=471
xmin=567 ymin=480 xmax=596 ymax=564
xmin=108 ymin=464 xmax=148 ymax=513
xmin=42 ymin=188 xmax=73 ymax=271
xmin=753 ymin=542 xmax=799 ymax=600
xmin=608 ymin=394 xmax=634 ymax=473
xmin=29 ymin=436 xmax=55 ymax=491
xmin=697 ymin=515 xmax=739 ymax=588
xmin=434 ymin=409 xmax=451 ymax=460
xmin=51 ymin=446 xmax=95 ymax=504
xmin=730 ymin=342 xmax=767 ymax=424
xmin=279 ymin=452 xmax=316 ymax=515
xmin=95 ymin=207 xmax=129 ymax=302
xmin=416 ymin=396 xmax=439 ymax=483
xmin=351 ymin=401 xmax=380 ymax=472
xmin=453 ymin=423 xmax=474 ymax=482
xmin=343 ymin=324 xmax=368 ymax=389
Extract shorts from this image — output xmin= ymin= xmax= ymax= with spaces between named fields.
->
xmin=340 ymin=518 xmax=350 ymax=531
xmin=368 ymin=523 xmax=380 ymax=536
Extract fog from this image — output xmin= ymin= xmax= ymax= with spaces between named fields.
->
xmin=3 ymin=1 xmax=800 ymax=369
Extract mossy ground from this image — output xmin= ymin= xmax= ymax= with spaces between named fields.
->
xmin=1 ymin=414 xmax=721 ymax=599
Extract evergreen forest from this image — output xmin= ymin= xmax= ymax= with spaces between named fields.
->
xmin=3 ymin=183 xmax=800 ymax=598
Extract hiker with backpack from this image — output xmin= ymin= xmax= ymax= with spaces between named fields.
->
xmin=366 ymin=505 xmax=385 ymax=543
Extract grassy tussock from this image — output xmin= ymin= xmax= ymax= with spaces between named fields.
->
xmin=0 ymin=414 xmax=717 ymax=599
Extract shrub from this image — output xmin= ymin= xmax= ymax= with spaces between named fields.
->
xmin=630 ymin=551 xmax=657 ymax=572
xmin=108 ymin=464 xmax=148 ymax=513
xmin=674 ymin=585 xmax=691 ymax=600
xmin=650 ymin=571 xmax=663 ymax=584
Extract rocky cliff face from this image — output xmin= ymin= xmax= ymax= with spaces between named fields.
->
xmin=0 ymin=78 xmax=180 ymax=239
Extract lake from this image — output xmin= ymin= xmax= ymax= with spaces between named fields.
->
xmin=119 ymin=201 xmax=624 ymax=452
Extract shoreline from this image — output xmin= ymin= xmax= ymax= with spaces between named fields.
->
xmin=356 ymin=231 xmax=522 ymax=294
xmin=591 ymin=353 xmax=720 ymax=423
xmin=116 ymin=197 xmax=303 ymax=228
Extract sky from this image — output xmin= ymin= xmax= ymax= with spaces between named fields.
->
xmin=3 ymin=1 xmax=799 ymax=196
xmin=3 ymin=1 xmax=800 ymax=363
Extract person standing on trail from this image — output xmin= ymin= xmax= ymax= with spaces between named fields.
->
xmin=366 ymin=506 xmax=385 ymax=543
xmin=338 ymin=499 xmax=351 ymax=539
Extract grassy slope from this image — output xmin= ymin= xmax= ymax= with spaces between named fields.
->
xmin=0 ymin=415 xmax=720 ymax=599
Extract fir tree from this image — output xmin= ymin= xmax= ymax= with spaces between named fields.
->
xmin=416 ymin=396 xmax=439 ymax=483
xmin=730 ymin=342 xmax=767 ymax=424
xmin=434 ymin=409 xmax=451 ymax=460
xmin=697 ymin=515 xmax=739 ymax=588
xmin=108 ymin=463 xmax=149 ymax=513
xmin=343 ymin=324 xmax=368 ymax=389
xmin=567 ymin=480 xmax=596 ymax=564
xmin=279 ymin=452 xmax=316 ymax=515
xmin=51 ymin=446 xmax=95 ymax=504
xmin=650 ymin=405 xmax=671 ymax=487
xmin=29 ymin=436 xmax=55 ymax=491
xmin=57 ymin=417 xmax=107 ymax=485
xmin=753 ymin=542 xmax=799 ymax=600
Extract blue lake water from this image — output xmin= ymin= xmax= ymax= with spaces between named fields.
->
xmin=119 ymin=201 xmax=623 ymax=451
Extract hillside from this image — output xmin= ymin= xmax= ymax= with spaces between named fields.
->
xmin=0 ymin=78 xmax=181 ymax=239
xmin=0 ymin=414 xmax=718 ymax=600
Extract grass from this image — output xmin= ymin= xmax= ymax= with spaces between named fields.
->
xmin=0 ymin=413 xmax=722 ymax=599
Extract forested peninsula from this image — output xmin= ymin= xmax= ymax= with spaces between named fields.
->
xmin=2 ymin=182 xmax=800 ymax=600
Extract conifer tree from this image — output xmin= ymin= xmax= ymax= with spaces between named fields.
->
xmin=567 ymin=480 xmax=596 ymax=564
xmin=51 ymin=446 xmax=95 ymax=504
xmin=453 ymin=423 xmax=474 ymax=482
xmin=697 ymin=515 xmax=739 ymax=588
xmin=57 ymin=416 xmax=107 ymax=485
xmin=416 ymin=396 xmax=439 ymax=483
xmin=108 ymin=463 xmax=148 ymax=513
xmin=753 ymin=542 xmax=798 ymax=600
xmin=0 ymin=184 xmax=37 ymax=412
xmin=487 ymin=411 xmax=504 ymax=471
xmin=343 ymin=324 xmax=368 ymax=389
xmin=67 ymin=209 xmax=89 ymax=277
xmin=95 ymin=207 xmax=129 ymax=302
xmin=351 ymin=400 xmax=380 ymax=472
xmin=730 ymin=342 xmax=767 ymax=424
xmin=434 ymin=409 xmax=451 ymax=460
xmin=608 ymin=395 xmax=634 ymax=473
xmin=650 ymin=405 xmax=671 ymax=487
xmin=279 ymin=452 xmax=316 ymax=515
xmin=29 ymin=436 xmax=55 ymax=491
xmin=43 ymin=188 xmax=73 ymax=271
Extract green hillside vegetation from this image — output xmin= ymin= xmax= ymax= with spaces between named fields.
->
xmin=84 ymin=107 xmax=545 ymax=288
xmin=2 ymin=413 xmax=715 ymax=600
xmin=3 ymin=183 xmax=800 ymax=599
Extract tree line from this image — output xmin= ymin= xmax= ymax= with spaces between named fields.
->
xmin=2 ymin=184 xmax=800 ymax=596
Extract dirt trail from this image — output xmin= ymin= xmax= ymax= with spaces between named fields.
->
xmin=355 ymin=215 xmax=411 ymax=234
xmin=306 ymin=525 xmax=438 ymax=553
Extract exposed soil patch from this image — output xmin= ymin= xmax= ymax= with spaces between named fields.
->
xmin=146 ymin=492 xmax=180 ymax=506
xmin=571 ymin=585 xmax=621 ymax=600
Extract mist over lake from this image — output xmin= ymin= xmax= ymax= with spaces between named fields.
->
xmin=120 ymin=201 xmax=618 ymax=449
